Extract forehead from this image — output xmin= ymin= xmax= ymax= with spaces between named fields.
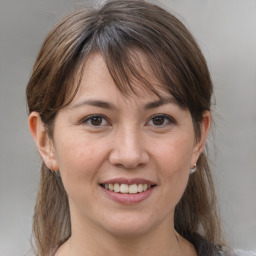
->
xmin=68 ymin=52 xmax=175 ymax=107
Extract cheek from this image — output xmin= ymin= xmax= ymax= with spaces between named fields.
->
xmin=54 ymin=136 xmax=110 ymax=217
xmin=154 ymin=135 xmax=195 ymax=174
xmin=55 ymin=130 xmax=104 ymax=167
xmin=54 ymin=135 xmax=106 ymax=191
xmin=152 ymin=136 xmax=194 ymax=206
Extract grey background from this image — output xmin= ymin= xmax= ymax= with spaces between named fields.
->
xmin=0 ymin=0 xmax=255 ymax=255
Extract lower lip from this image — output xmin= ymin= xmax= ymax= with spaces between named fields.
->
xmin=101 ymin=186 xmax=155 ymax=204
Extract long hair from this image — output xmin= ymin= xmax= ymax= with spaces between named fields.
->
xmin=26 ymin=1 xmax=225 ymax=255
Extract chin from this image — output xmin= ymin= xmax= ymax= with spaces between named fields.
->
xmin=100 ymin=212 xmax=165 ymax=238
xmin=106 ymin=224 xmax=153 ymax=239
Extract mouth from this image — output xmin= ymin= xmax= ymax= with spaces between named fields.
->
xmin=99 ymin=178 xmax=157 ymax=204
xmin=100 ymin=183 xmax=155 ymax=194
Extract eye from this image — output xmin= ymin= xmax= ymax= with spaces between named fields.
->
xmin=147 ymin=114 xmax=176 ymax=127
xmin=82 ymin=115 xmax=109 ymax=127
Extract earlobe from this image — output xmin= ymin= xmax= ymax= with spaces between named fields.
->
xmin=28 ymin=112 xmax=58 ymax=171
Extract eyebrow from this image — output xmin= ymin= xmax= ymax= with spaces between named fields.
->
xmin=144 ymin=97 xmax=179 ymax=110
xmin=71 ymin=100 xmax=117 ymax=110
xmin=70 ymin=97 xmax=178 ymax=110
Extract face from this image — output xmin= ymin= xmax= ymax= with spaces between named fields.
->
xmin=38 ymin=53 xmax=209 ymax=238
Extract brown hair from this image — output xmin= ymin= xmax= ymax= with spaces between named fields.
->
xmin=26 ymin=1 xmax=225 ymax=255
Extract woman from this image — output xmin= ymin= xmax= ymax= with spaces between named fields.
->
xmin=26 ymin=0 xmax=231 ymax=255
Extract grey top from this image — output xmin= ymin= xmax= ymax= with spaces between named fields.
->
xmin=234 ymin=250 xmax=256 ymax=256
xmin=220 ymin=250 xmax=256 ymax=256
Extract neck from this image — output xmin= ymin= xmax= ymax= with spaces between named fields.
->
xmin=56 ymin=203 xmax=196 ymax=256
xmin=60 ymin=222 xmax=196 ymax=256
xmin=68 ymin=230 xmax=181 ymax=256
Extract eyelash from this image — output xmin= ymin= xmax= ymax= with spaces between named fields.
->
xmin=80 ymin=114 xmax=176 ymax=128
xmin=81 ymin=114 xmax=110 ymax=127
xmin=147 ymin=114 xmax=176 ymax=127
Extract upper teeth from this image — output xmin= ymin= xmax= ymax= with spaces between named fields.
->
xmin=104 ymin=183 xmax=151 ymax=194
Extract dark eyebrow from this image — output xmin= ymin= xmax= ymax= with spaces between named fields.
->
xmin=144 ymin=97 xmax=179 ymax=110
xmin=70 ymin=100 xmax=117 ymax=110
xmin=70 ymin=97 xmax=179 ymax=110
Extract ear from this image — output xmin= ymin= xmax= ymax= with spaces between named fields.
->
xmin=28 ymin=112 xmax=58 ymax=171
xmin=191 ymin=111 xmax=211 ymax=167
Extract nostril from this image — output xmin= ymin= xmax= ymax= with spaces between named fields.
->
xmin=109 ymin=152 xmax=149 ymax=169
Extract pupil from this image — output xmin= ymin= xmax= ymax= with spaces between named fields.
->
xmin=153 ymin=116 xmax=164 ymax=125
xmin=91 ymin=116 xmax=102 ymax=126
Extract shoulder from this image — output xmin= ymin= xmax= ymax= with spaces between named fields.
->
xmin=219 ymin=249 xmax=256 ymax=256
xmin=234 ymin=250 xmax=256 ymax=256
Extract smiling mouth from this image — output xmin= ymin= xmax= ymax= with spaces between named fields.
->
xmin=100 ymin=183 xmax=155 ymax=194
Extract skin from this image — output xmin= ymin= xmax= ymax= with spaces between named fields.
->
xmin=29 ymin=53 xmax=210 ymax=256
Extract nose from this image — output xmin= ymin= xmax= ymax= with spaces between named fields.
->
xmin=109 ymin=126 xmax=149 ymax=169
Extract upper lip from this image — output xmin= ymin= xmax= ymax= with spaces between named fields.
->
xmin=100 ymin=177 xmax=156 ymax=185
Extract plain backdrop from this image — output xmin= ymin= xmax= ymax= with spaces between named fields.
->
xmin=0 ymin=0 xmax=255 ymax=255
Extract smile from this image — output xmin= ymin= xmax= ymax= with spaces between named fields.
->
xmin=101 ymin=183 xmax=153 ymax=194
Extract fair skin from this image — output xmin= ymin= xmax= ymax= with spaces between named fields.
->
xmin=29 ymin=53 xmax=210 ymax=256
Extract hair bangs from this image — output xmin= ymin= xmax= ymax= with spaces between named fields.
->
xmin=90 ymin=21 xmax=188 ymax=107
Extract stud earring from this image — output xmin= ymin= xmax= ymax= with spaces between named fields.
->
xmin=190 ymin=163 xmax=197 ymax=174
xmin=50 ymin=164 xmax=60 ymax=177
